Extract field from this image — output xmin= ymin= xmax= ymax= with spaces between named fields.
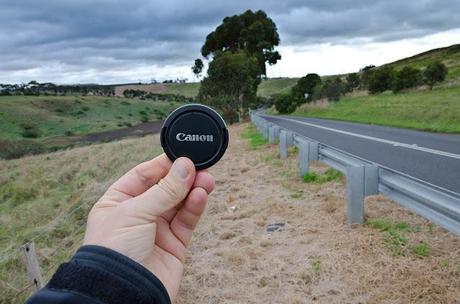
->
xmin=1 ymin=123 xmax=459 ymax=303
xmin=114 ymin=77 xmax=299 ymax=99
xmin=0 ymin=95 xmax=182 ymax=159
xmin=294 ymin=85 xmax=460 ymax=133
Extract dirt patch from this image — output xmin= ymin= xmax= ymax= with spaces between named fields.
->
xmin=114 ymin=84 xmax=168 ymax=97
xmin=82 ymin=120 xmax=163 ymax=142
xmin=177 ymin=123 xmax=460 ymax=304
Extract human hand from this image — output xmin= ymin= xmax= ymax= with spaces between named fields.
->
xmin=83 ymin=154 xmax=215 ymax=301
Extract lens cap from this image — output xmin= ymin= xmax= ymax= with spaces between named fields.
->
xmin=160 ymin=104 xmax=228 ymax=170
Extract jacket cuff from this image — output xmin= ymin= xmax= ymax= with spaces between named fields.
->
xmin=47 ymin=245 xmax=171 ymax=304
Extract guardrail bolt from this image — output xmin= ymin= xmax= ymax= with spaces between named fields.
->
xmin=346 ymin=165 xmax=365 ymax=224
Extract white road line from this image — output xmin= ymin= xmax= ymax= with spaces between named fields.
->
xmin=278 ymin=117 xmax=460 ymax=160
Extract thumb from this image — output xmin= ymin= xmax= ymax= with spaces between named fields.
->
xmin=127 ymin=157 xmax=196 ymax=218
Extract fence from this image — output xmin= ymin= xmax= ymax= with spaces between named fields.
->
xmin=250 ymin=112 xmax=460 ymax=236
xmin=0 ymin=194 xmax=91 ymax=302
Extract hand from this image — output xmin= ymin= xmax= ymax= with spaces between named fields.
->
xmin=83 ymin=154 xmax=215 ymax=301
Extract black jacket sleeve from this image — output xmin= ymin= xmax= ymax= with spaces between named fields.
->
xmin=26 ymin=245 xmax=171 ymax=304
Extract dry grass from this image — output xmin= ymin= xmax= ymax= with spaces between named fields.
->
xmin=0 ymin=135 xmax=163 ymax=303
xmin=177 ymin=123 xmax=460 ymax=304
xmin=1 ymin=123 xmax=459 ymax=303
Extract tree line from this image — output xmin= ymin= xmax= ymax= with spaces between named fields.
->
xmin=274 ymin=61 xmax=448 ymax=114
xmin=0 ymin=81 xmax=115 ymax=96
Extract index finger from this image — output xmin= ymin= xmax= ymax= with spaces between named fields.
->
xmin=101 ymin=153 xmax=173 ymax=203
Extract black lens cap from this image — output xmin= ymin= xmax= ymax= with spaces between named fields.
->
xmin=160 ymin=104 xmax=228 ymax=170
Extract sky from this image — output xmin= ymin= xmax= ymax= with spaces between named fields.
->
xmin=1 ymin=0 xmax=459 ymax=84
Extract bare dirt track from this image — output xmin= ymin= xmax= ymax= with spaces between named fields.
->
xmin=177 ymin=123 xmax=460 ymax=304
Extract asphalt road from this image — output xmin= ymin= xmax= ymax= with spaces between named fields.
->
xmin=261 ymin=115 xmax=460 ymax=194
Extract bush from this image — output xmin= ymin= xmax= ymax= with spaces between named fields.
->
xmin=392 ymin=66 xmax=422 ymax=93
xmin=368 ymin=67 xmax=395 ymax=94
xmin=0 ymin=139 xmax=46 ymax=159
xmin=20 ymin=123 xmax=41 ymax=138
xmin=424 ymin=61 xmax=448 ymax=89
xmin=274 ymin=92 xmax=297 ymax=114
xmin=345 ymin=73 xmax=360 ymax=92
xmin=323 ymin=78 xmax=344 ymax=101
xmin=292 ymin=73 xmax=322 ymax=102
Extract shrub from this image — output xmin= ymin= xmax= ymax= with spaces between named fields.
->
xmin=274 ymin=92 xmax=297 ymax=114
xmin=0 ymin=139 xmax=46 ymax=159
xmin=424 ymin=61 xmax=448 ymax=89
xmin=20 ymin=124 xmax=41 ymax=138
xmin=64 ymin=130 xmax=75 ymax=136
xmin=392 ymin=66 xmax=422 ymax=93
xmin=368 ymin=67 xmax=395 ymax=94
xmin=345 ymin=73 xmax=360 ymax=92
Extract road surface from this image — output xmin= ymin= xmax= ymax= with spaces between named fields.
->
xmin=261 ymin=115 xmax=460 ymax=194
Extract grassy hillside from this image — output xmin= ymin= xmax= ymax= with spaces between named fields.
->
xmin=0 ymin=95 xmax=180 ymax=140
xmin=294 ymin=86 xmax=460 ymax=133
xmin=116 ymin=77 xmax=299 ymax=99
xmin=256 ymin=77 xmax=299 ymax=98
xmin=384 ymin=44 xmax=460 ymax=81
xmin=0 ymin=135 xmax=163 ymax=303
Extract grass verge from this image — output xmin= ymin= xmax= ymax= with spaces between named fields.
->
xmin=294 ymin=85 xmax=460 ymax=133
xmin=240 ymin=124 xmax=268 ymax=149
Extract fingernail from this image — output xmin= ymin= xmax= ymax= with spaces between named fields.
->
xmin=173 ymin=158 xmax=190 ymax=179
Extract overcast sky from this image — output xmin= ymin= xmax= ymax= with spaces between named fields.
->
xmin=1 ymin=0 xmax=459 ymax=84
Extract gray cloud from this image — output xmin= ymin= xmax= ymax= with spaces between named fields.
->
xmin=0 ymin=0 xmax=459 ymax=83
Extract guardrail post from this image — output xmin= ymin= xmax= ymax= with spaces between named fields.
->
xmin=269 ymin=126 xmax=280 ymax=144
xmin=261 ymin=122 xmax=269 ymax=139
xmin=308 ymin=142 xmax=319 ymax=161
xmin=268 ymin=126 xmax=275 ymax=143
xmin=346 ymin=165 xmax=365 ymax=224
xmin=279 ymin=130 xmax=288 ymax=159
xmin=298 ymin=140 xmax=310 ymax=176
xmin=20 ymin=241 xmax=43 ymax=292
xmin=286 ymin=131 xmax=294 ymax=146
xmin=364 ymin=165 xmax=379 ymax=196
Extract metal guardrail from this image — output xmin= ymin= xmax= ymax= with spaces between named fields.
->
xmin=250 ymin=113 xmax=460 ymax=235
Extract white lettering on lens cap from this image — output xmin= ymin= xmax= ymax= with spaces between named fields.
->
xmin=176 ymin=133 xmax=214 ymax=142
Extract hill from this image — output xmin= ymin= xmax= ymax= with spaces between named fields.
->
xmin=294 ymin=85 xmax=460 ymax=133
xmin=384 ymin=44 xmax=460 ymax=81
xmin=114 ymin=77 xmax=298 ymax=99
xmin=0 ymin=95 xmax=182 ymax=158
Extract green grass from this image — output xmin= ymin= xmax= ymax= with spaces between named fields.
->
xmin=0 ymin=95 xmax=181 ymax=140
xmin=385 ymin=44 xmax=460 ymax=81
xmin=147 ymin=77 xmax=300 ymax=98
xmin=163 ymin=82 xmax=200 ymax=98
xmin=294 ymin=85 xmax=460 ymax=133
xmin=0 ymin=95 xmax=183 ymax=159
xmin=366 ymin=218 xmax=431 ymax=257
xmin=257 ymin=78 xmax=299 ymax=98
xmin=241 ymin=124 xmax=268 ymax=149
xmin=302 ymin=168 xmax=343 ymax=184
xmin=411 ymin=242 xmax=430 ymax=257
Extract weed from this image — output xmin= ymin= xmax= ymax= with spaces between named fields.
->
xmin=311 ymin=260 xmax=321 ymax=273
xmin=366 ymin=218 xmax=391 ymax=231
xmin=411 ymin=242 xmax=430 ymax=257
xmin=367 ymin=218 xmax=430 ymax=257
xmin=302 ymin=168 xmax=343 ymax=184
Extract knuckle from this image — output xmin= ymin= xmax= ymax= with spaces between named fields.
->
xmin=158 ymin=176 xmax=185 ymax=202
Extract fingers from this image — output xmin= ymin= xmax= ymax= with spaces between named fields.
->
xmin=170 ymin=187 xmax=208 ymax=247
xmin=160 ymin=171 xmax=215 ymax=222
xmin=127 ymin=157 xmax=196 ymax=219
xmin=101 ymin=154 xmax=173 ymax=203
xmin=193 ymin=171 xmax=215 ymax=194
